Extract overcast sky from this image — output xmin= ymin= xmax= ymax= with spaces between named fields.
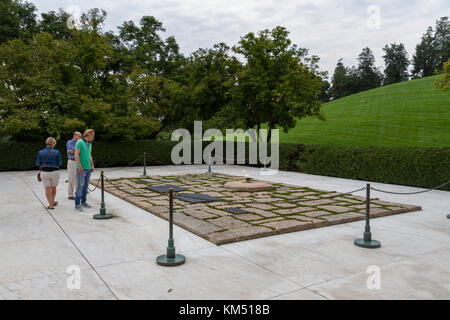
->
xmin=31 ymin=0 xmax=450 ymax=77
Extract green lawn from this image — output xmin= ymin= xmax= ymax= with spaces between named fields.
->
xmin=278 ymin=75 xmax=450 ymax=147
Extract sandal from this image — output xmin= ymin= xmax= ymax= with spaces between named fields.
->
xmin=47 ymin=206 xmax=54 ymax=210
xmin=53 ymin=201 xmax=59 ymax=207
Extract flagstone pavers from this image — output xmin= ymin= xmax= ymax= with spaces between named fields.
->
xmin=92 ymin=173 xmax=422 ymax=245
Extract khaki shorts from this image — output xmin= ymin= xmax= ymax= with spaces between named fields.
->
xmin=41 ymin=171 xmax=60 ymax=187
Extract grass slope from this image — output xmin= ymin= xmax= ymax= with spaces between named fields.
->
xmin=280 ymin=75 xmax=450 ymax=147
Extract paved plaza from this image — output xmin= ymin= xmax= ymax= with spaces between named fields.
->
xmin=0 ymin=165 xmax=449 ymax=299
xmin=95 ymin=174 xmax=421 ymax=245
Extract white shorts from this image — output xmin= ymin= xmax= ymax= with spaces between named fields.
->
xmin=41 ymin=171 xmax=60 ymax=187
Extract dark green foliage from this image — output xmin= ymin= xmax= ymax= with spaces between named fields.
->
xmin=1 ymin=141 xmax=448 ymax=191
xmin=0 ymin=0 xmax=38 ymax=44
xmin=382 ymin=43 xmax=410 ymax=85
xmin=279 ymin=144 xmax=450 ymax=191
xmin=330 ymin=48 xmax=383 ymax=100
xmin=412 ymin=17 xmax=450 ymax=78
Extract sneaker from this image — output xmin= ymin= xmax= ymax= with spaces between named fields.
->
xmin=81 ymin=202 xmax=92 ymax=208
xmin=75 ymin=204 xmax=84 ymax=212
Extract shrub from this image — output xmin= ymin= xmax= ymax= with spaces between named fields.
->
xmin=0 ymin=141 xmax=448 ymax=191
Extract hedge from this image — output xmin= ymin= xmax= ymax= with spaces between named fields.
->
xmin=0 ymin=141 xmax=448 ymax=191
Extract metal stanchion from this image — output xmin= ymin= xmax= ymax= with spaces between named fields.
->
xmin=93 ymin=171 xmax=113 ymax=220
xmin=207 ymin=155 xmax=212 ymax=174
xmin=354 ymin=183 xmax=381 ymax=249
xmin=157 ymin=188 xmax=186 ymax=266
xmin=141 ymin=152 xmax=147 ymax=177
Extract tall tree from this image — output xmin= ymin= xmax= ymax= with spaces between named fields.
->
xmin=0 ymin=0 xmax=38 ymax=44
xmin=178 ymin=43 xmax=242 ymax=130
xmin=357 ymin=47 xmax=382 ymax=91
xmin=118 ymin=16 xmax=184 ymax=78
xmin=382 ymin=43 xmax=409 ymax=85
xmin=434 ymin=16 xmax=450 ymax=71
xmin=231 ymin=26 xmax=324 ymax=140
xmin=411 ymin=17 xmax=449 ymax=78
xmin=38 ymin=9 xmax=72 ymax=40
xmin=330 ymin=58 xmax=348 ymax=99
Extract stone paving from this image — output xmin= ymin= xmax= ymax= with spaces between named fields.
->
xmin=92 ymin=173 xmax=422 ymax=245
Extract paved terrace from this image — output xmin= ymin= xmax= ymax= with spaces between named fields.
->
xmin=0 ymin=165 xmax=449 ymax=299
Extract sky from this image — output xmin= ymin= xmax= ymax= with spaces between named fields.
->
xmin=30 ymin=0 xmax=450 ymax=78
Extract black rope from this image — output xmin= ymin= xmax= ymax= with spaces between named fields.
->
xmin=370 ymin=179 xmax=450 ymax=195
xmin=88 ymin=153 xmax=146 ymax=191
xmin=88 ymin=178 xmax=101 ymax=192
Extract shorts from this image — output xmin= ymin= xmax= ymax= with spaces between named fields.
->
xmin=41 ymin=171 xmax=60 ymax=187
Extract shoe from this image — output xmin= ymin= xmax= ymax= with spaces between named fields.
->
xmin=68 ymin=196 xmax=75 ymax=200
xmin=75 ymin=204 xmax=84 ymax=212
xmin=81 ymin=202 xmax=92 ymax=208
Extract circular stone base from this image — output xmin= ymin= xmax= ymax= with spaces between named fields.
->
xmin=93 ymin=213 xmax=113 ymax=220
xmin=224 ymin=180 xmax=273 ymax=192
xmin=354 ymin=238 xmax=381 ymax=249
xmin=156 ymin=254 xmax=186 ymax=267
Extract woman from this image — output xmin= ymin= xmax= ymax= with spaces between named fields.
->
xmin=36 ymin=137 xmax=63 ymax=209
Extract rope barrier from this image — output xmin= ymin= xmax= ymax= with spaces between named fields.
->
xmin=88 ymin=153 xmax=145 ymax=191
xmin=370 ymin=179 xmax=450 ymax=195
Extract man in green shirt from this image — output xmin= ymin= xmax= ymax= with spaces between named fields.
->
xmin=74 ymin=129 xmax=95 ymax=211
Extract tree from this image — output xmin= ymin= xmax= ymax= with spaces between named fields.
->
xmin=0 ymin=0 xmax=38 ymax=44
xmin=330 ymin=59 xmax=348 ymax=99
xmin=412 ymin=17 xmax=449 ymax=78
xmin=357 ymin=47 xmax=382 ymax=91
xmin=0 ymin=9 xmax=166 ymax=142
xmin=176 ymin=43 xmax=242 ymax=131
xmin=434 ymin=17 xmax=450 ymax=71
xmin=118 ymin=16 xmax=185 ymax=78
xmin=382 ymin=43 xmax=409 ymax=85
xmin=318 ymin=80 xmax=331 ymax=102
xmin=231 ymin=27 xmax=324 ymax=140
xmin=435 ymin=59 xmax=450 ymax=91
xmin=412 ymin=27 xmax=436 ymax=78
xmin=38 ymin=9 xmax=72 ymax=40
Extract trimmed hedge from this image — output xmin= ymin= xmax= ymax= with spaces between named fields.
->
xmin=279 ymin=144 xmax=450 ymax=191
xmin=0 ymin=141 xmax=448 ymax=191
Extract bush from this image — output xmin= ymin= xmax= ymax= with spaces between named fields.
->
xmin=0 ymin=141 xmax=448 ymax=191
xmin=279 ymin=144 xmax=450 ymax=191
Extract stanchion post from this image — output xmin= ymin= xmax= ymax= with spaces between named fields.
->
xmin=207 ymin=155 xmax=212 ymax=174
xmin=93 ymin=171 xmax=113 ymax=220
xmin=354 ymin=183 xmax=380 ymax=249
xmin=157 ymin=188 xmax=186 ymax=266
xmin=141 ymin=152 xmax=147 ymax=177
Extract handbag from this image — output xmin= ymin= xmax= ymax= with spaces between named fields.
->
xmin=37 ymin=148 xmax=53 ymax=182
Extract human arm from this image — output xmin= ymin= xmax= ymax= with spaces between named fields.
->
xmin=90 ymin=146 xmax=94 ymax=172
xmin=75 ymin=148 xmax=83 ymax=174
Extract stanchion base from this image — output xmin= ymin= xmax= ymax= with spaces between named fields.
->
xmin=354 ymin=238 xmax=381 ymax=249
xmin=93 ymin=213 xmax=113 ymax=220
xmin=156 ymin=254 xmax=186 ymax=267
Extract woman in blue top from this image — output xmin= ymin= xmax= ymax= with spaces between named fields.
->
xmin=36 ymin=137 xmax=63 ymax=209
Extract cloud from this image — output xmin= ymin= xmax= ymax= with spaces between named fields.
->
xmin=31 ymin=0 xmax=450 ymax=77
